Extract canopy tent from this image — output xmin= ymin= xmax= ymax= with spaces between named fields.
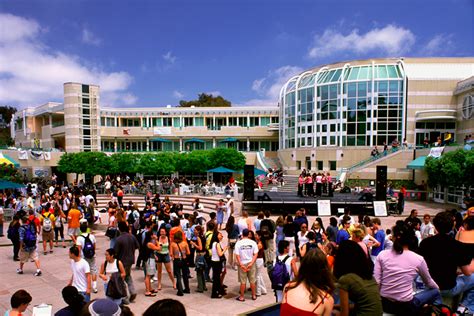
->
xmin=207 ymin=166 xmax=235 ymax=173
xmin=407 ymin=156 xmax=427 ymax=170
xmin=237 ymin=167 xmax=267 ymax=177
xmin=0 ymin=153 xmax=20 ymax=168
xmin=219 ymin=137 xmax=238 ymax=143
xmin=0 ymin=179 xmax=24 ymax=190
xmin=150 ymin=137 xmax=171 ymax=143
xmin=184 ymin=138 xmax=205 ymax=144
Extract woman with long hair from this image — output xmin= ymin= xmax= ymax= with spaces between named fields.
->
xmin=255 ymin=231 xmax=268 ymax=296
xmin=156 ymin=227 xmax=176 ymax=291
xmin=170 ymin=231 xmax=190 ymax=296
xmin=281 ymin=248 xmax=334 ymax=316
xmin=283 ymin=215 xmax=297 ymax=256
xmin=225 ymin=215 xmax=240 ymax=270
xmin=210 ymin=231 xmax=227 ymax=298
xmin=374 ymin=222 xmax=440 ymax=315
xmin=98 ymin=248 xmax=126 ymax=305
xmin=190 ymin=225 xmax=207 ymax=292
xmin=53 ymin=205 xmax=66 ymax=248
xmin=333 ymin=240 xmax=382 ymax=316
xmin=275 ymin=216 xmax=285 ymax=255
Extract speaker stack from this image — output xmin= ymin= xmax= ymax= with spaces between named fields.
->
xmin=376 ymin=165 xmax=387 ymax=201
xmin=243 ymin=164 xmax=255 ymax=201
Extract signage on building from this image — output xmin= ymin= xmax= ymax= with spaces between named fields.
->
xmin=153 ymin=127 xmax=172 ymax=135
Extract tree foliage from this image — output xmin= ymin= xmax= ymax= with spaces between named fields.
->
xmin=178 ymin=93 xmax=231 ymax=107
xmin=0 ymin=106 xmax=17 ymax=124
xmin=0 ymin=164 xmax=22 ymax=183
xmin=56 ymin=148 xmax=246 ymax=180
xmin=425 ymin=149 xmax=474 ymax=188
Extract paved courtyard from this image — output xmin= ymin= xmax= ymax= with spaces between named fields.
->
xmin=0 ymin=199 xmax=453 ymax=315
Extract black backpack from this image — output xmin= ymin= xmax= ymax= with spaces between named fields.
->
xmin=81 ymin=234 xmax=95 ymax=259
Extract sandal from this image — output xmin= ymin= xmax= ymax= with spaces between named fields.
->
xmin=252 ymin=296 xmax=257 ymax=300
xmin=235 ymin=296 xmax=245 ymax=302
xmin=151 ymin=289 xmax=158 ymax=293
xmin=145 ymin=292 xmax=156 ymax=297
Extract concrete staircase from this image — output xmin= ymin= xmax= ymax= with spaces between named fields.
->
xmin=95 ymin=194 xmax=223 ymax=215
xmin=260 ymin=175 xmax=298 ymax=193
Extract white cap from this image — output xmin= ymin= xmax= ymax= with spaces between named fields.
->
xmin=226 ymin=195 xmax=231 ymax=199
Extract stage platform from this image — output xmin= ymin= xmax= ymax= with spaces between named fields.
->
xmin=242 ymin=191 xmax=379 ymax=216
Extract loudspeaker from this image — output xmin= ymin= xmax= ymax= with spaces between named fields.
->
xmin=376 ymin=166 xmax=387 ymax=201
xmin=243 ymin=164 xmax=255 ymax=201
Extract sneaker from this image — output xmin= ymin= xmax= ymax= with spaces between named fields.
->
xmin=34 ymin=270 xmax=42 ymax=276
xmin=16 ymin=269 xmax=23 ymax=274
xmin=93 ymin=288 xmax=98 ymax=293
xmin=152 ymin=276 xmax=158 ymax=281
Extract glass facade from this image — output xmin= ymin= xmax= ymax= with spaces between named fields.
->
xmin=280 ymin=63 xmax=405 ymax=149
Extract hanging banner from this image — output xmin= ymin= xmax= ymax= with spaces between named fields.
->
xmin=44 ymin=152 xmax=51 ymax=161
xmin=30 ymin=150 xmax=44 ymax=160
xmin=18 ymin=150 xmax=28 ymax=160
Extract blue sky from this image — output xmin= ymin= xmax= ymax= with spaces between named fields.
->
xmin=0 ymin=0 xmax=472 ymax=108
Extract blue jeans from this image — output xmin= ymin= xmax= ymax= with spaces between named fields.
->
xmin=440 ymin=275 xmax=474 ymax=311
xmin=382 ymin=288 xmax=441 ymax=315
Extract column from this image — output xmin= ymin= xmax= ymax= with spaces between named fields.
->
xmin=179 ymin=138 xmax=183 ymax=151
xmin=247 ymin=137 xmax=250 ymax=152
xmin=114 ymin=139 xmax=117 ymax=152
xmin=146 ymin=139 xmax=150 ymax=151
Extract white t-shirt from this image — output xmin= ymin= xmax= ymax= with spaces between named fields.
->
xmin=420 ymin=223 xmax=435 ymax=240
xmin=76 ymin=233 xmax=96 ymax=258
xmin=297 ymin=231 xmax=309 ymax=247
xmin=49 ymin=186 xmax=55 ymax=196
xmin=71 ymin=258 xmax=90 ymax=292
xmin=235 ymin=238 xmax=258 ymax=265
xmin=105 ymin=181 xmax=112 ymax=190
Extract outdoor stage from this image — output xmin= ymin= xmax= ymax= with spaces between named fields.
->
xmin=242 ymin=191 xmax=382 ymax=216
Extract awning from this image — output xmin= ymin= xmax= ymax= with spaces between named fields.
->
xmin=407 ymin=156 xmax=427 ymax=170
xmin=207 ymin=166 xmax=235 ymax=173
xmin=219 ymin=137 xmax=238 ymax=143
xmin=150 ymin=137 xmax=171 ymax=143
xmin=0 ymin=153 xmax=20 ymax=168
xmin=237 ymin=167 xmax=267 ymax=176
xmin=184 ymin=138 xmax=205 ymax=144
xmin=0 ymin=179 xmax=24 ymax=190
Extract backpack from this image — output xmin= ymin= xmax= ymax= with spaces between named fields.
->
xmin=7 ymin=225 xmax=19 ymax=240
xmin=22 ymin=224 xmax=37 ymax=249
xmin=42 ymin=214 xmax=52 ymax=232
xmin=270 ymin=255 xmax=290 ymax=290
xmin=127 ymin=211 xmax=135 ymax=225
xmin=104 ymin=260 xmax=127 ymax=299
xmin=260 ymin=219 xmax=275 ymax=240
xmin=81 ymin=234 xmax=95 ymax=259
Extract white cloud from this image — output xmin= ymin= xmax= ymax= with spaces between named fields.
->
xmin=420 ymin=33 xmax=454 ymax=56
xmin=206 ymin=91 xmax=221 ymax=96
xmin=173 ymin=90 xmax=184 ymax=99
xmin=81 ymin=28 xmax=101 ymax=46
xmin=0 ymin=13 xmax=136 ymax=107
xmin=242 ymin=65 xmax=303 ymax=106
xmin=163 ymin=51 xmax=176 ymax=64
xmin=308 ymin=24 xmax=415 ymax=59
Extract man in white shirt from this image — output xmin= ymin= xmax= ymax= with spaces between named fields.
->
xmin=68 ymin=246 xmax=91 ymax=302
xmin=76 ymin=223 xmax=98 ymax=293
xmin=235 ymin=228 xmax=258 ymax=301
xmin=224 ymin=195 xmax=234 ymax=224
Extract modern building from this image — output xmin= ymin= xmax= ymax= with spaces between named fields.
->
xmin=7 ymin=57 xmax=474 ymax=182
xmin=277 ymin=57 xmax=474 ymax=178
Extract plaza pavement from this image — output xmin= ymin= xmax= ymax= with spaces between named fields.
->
xmin=0 ymin=198 xmax=454 ymax=315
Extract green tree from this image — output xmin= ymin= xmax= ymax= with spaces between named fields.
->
xmin=178 ymin=93 xmax=231 ymax=107
xmin=0 ymin=106 xmax=17 ymax=124
xmin=425 ymin=149 xmax=474 ymax=188
xmin=0 ymin=163 xmax=22 ymax=183
xmin=176 ymin=151 xmax=211 ymax=174
xmin=207 ymin=148 xmax=246 ymax=171
xmin=109 ymin=153 xmax=139 ymax=175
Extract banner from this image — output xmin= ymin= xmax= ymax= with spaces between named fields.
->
xmin=428 ymin=146 xmax=444 ymax=158
xmin=30 ymin=150 xmax=44 ymax=160
xmin=18 ymin=150 xmax=28 ymax=160
xmin=153 ymin=127 xmax=172 ymax=135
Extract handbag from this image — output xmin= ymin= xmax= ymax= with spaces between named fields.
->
xmin=105 ymin=227 xmax=118 ymax=239
xmin=106 ymin=272 xmax=127 ymax=299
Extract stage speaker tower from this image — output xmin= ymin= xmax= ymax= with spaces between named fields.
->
xmin=376 ymin=165 xmax=387 ymax=201
xmin=243 ymin=164 xmax=255 ymax=201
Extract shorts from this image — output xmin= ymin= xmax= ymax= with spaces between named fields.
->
xmin=42 ymin=230 xmax=54 ymax=242
xmin=68 ymin=228 xmax=80 ymax=236
xmin=238 ymin=262 xmax=256 ymax=284
xmin=20 ymin=249 xmax=38 ymax=263
xmin=85 ymin=257 xmax=98 ymax=275
xmin=156 ymin=253 xmax=171 ymax=263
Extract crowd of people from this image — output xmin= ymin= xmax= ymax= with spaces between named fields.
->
xmin=1 ymin=177 xmax=474 ymax=315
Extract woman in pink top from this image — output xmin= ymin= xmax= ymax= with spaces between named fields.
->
xmin=374 ymin=222 xmax=441 ymax=315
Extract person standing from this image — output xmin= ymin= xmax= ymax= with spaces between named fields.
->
xmin=68 ymin=246 xmax=91 ymax=302
xmin=114 ymin=221 xmax=139 ymax=304
xmin=420 ymin=214 xmax=435 ymax=240
xmin=76 ymin=223 xmax=98 ymax=294
xmin=259 ymin=211 xmax=276 ymax=265
xmin=397 ymin=186 xmax=406 ymax=215
xmin=235 ymin=228 xmax=258 ymax=301
xmin=7 ymin=215 xmax=21 ymax=261
xmin=67 ymin=203 xmax=82 ymax=244
xmin=17 ymin=216 xmax=41 ymax=276
xmin=210 ymin=231 xmax=227 ymax=298
xmin=255 ymin=231 xmax=268 ymax=297
xmin=224 ymin=195 xmax=234 ymax=225
xmin=40 ymin=206 xmax=56 ymax=255
xmin=370 ymin=217 xmax=385 ymax=262
xmin=215 ymin=199 xmax=225 ymax=230
xmin=170 ymin=231 xmax=191 ymax=297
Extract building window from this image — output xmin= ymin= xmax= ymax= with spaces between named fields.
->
xmin=82 ymin=85 xmax=89 ymax=94
xmin=317 ymin=161 xmax=323 ymax=170
xmin=249 ymin=141 xmax=259 ymax=151
xmin=229 ymin=117 xmax=238 ymax=126
xmin=329 ymin=161 xmax=337 ymax=171
xmin=163 ymin=118 xmax=172 ymax=127
xmin=462 ymin=95 xmax=473 ymax=120
xmin=249 ymin=117 xmax=259 ymax=127
xmin=184 ymin=117 xmax=194 ymax=127
xmin=239 ymin=117 xmax=248 ymax=127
